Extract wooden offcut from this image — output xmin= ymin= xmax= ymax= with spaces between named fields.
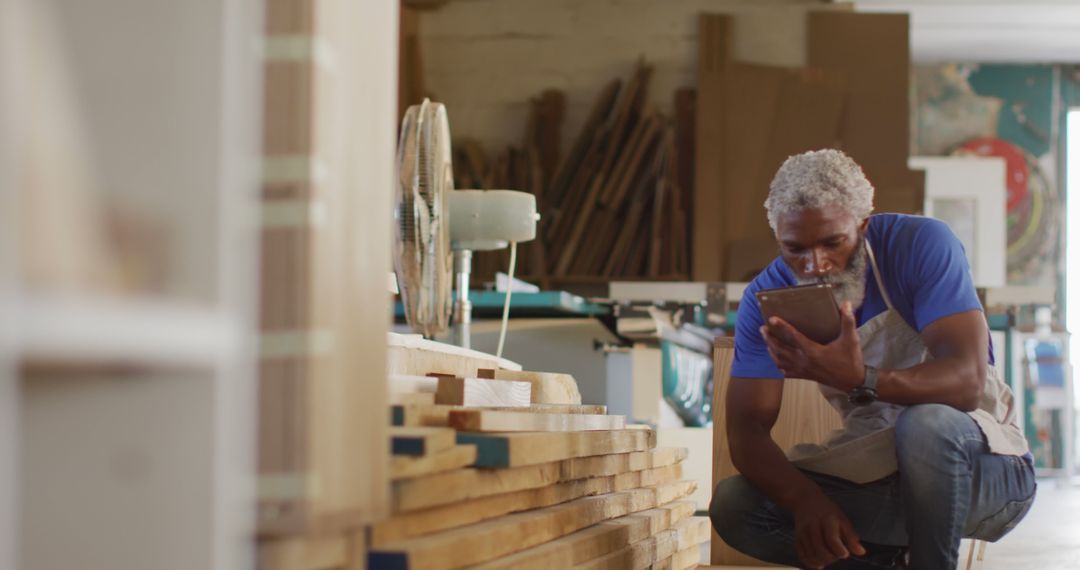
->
xmin=389 ymin=427 xmax=456 ymax=457
xmin=367 ymin=480 xmax=697 ymax=570
xmin=472 ymin=501 xmax=696 ymax=570
xmin=449 ymin=409 xmax=626 ymax=432
xmin=456 ymin=428 xmax=655 ymax=468
xmin=435 ymin=376 xmax=531 ymax=407
xmin=390 ymin=444 xmax=477 ymax=481
xmin=478 ymin=368 xmax=582 ymax=405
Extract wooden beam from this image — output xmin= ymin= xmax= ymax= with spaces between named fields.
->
xmin=435 ymin=377 xmax=531 ymax=407
xmin=583 ymin=518 xmax=709 ymax=570
xmin=391 ymin=403 xmax=608 ymax=427
xmin=612 ymin=463 xmax=683 ymax=492
xmin=478 ymin=368 xmax=582 ymax=405
xmin=470 ymin=501 xmax=696 ymax=570
xmin=369 ymin=476 xmax=614 ymax=548
xmin=389 ymin=427 xmax=456 ymax=457
xmin=392 ymin=463 xmax=561 ymax=513
xmin=456 ymin=428 xmax=655 ymax=468
xmin=390 ymin=445 xmax=477 ymax=481
xmin=559 ymin=447 xmax=688 ymax=480
xmin=367 ymin=480 xmax=697 ymax=570
xmin=449 ymin=410 xmax=626 ymax=432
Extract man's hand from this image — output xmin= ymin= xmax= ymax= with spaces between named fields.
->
xmin=759 ymin=301 xmax=864 ymax=392
xmin=792 ymin=492 xmax=866 ymax=569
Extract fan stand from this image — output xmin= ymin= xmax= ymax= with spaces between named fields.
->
xmin=452 ymin=249 xmax=473 ymax=349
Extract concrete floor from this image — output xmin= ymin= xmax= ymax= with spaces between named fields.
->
xmin=698 ymin=477 xmax=1080 ymax=569
xmin=964 ymin=477 xmax=1080 ymax=569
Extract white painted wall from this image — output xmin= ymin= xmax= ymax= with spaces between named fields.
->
xmin=419 ymin=0 xmax=844 ymax=151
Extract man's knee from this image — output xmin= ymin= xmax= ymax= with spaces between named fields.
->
xmin=709 ymin=475 xmax=761 ymax=543
xmin=895 ymin=403 xmax=980 ymax=462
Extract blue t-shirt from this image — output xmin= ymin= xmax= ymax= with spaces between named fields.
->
xmin=732 ymin=213 xmax=990 ymax=379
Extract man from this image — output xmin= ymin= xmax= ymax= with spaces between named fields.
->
xmin=709 ymin=149 xmax=1036 ymax=569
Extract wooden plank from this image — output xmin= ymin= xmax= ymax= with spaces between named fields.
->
xmin=258 ymin=534 xmax=350 ymax=570
xmin=369 ymin=476 xmax=616 ymax=547
xmin=390 ymin=445 xmax=477 ymax=481
xmin=478 ymin=368 xmax=582 ymax=405
xmin=472 ymin=500 xmax=697 ymax=570
xmin=392 ymin=462 xmax=561 ymax=512
xmin=387 ymin=333 xmax=521 ymax=377
xmin=449 ymin=410 xmax=626 ymax=433
xmin=807 ymin=12 xmax=911 ymax=184
xmin=367 ymin=480 xmax=697 ymax=570
xmin=560 ymin=447 xmax=688 ymax=480
xmin=618 ymin=518 xmax=708 ymax=570
xmin=388 ymin=392 xmax=436 ymax=407
xmin=435 ymin=377 xmax=531 ymax=407
xmin=389 ymin=427 xmax=455 ymax=457
xmin=692 ymin=14 xmax=732 ymax=281
xmin=457 ymin=428 xmax=655 ymax=468
xmin=612 ymin=463 xmax=683 ymax=492
xmin=391 ymin=403 xmax=607 ymax=427
xmin=652 ymin=545 xmax=706 ymax=570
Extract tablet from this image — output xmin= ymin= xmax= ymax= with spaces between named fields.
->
xmin=755 ymin=283 xmax=842 ymax=345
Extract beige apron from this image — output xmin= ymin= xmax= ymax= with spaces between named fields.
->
xmin=786 ymin=243 xmax=1028 ymax=483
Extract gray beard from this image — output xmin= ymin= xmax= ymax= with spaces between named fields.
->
xmin=793 ymin=241 xmax=868 ymax=309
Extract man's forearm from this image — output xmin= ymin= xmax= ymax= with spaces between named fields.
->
xmin=730 ymin=426 xmax=823 ymax=512
xmin=876 ymin=356 xmax=984 ymax=411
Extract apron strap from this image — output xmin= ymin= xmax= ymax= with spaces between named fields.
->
xmin=865 ymin=241 xmax=896 ymax=311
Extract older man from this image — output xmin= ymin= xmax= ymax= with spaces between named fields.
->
xmin=709 ymin=149 xmax=1035 ymax=569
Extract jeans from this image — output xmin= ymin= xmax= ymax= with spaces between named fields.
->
xmin=710 ymin=404 xmax=1037 ymax=569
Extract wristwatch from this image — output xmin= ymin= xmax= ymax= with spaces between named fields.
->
xmin=848 ymin=365 xmax=879 ymax=406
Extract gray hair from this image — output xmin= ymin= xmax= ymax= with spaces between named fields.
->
xmin=764 ymin=149 xmax=874 ymax=232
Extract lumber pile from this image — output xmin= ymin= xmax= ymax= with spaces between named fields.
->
xmin=368 ymin=364 xmax=708 ymax=569
xmin=453 ymin=60 xmax=691 ymax=288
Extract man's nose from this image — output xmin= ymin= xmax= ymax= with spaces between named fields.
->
xmin=806 ymin=250 xmax=832 ymax=276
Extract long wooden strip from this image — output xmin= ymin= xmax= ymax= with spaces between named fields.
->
xmin=449 ymin=410 xmax=626 ymax=432
xmin=370 ymin=476 xmax=614 ymax=548
xmin=390 ymin=445 xmax=477 ymax=480
xmin=478 ymin=368 xmax=582 ymax=405
xmin=457 ymin=428 xmax=655 ymax=468
xmin=370 ymin=448 xmax=686 ymax=546
xmin=389 ymin=427 xmax=455 ymax=456
xmin=391 ymin=403 xmax=608 ymax=427
xmin=435 ymin=377 xmax=531 ymax=407
xmin=559 ymin=447 xmax=688 ymax=480
xmin=398 ymin=450 xmax=684 ymax=511
xmin=393 ymin=462 xmax=561 ymax=513
xmin=367 ymin=480 xmax=697 ymax=570
xmin=578 ymin=517 xmax=710 ymax=570
xmin=612 ymin=463 xmax=683 ymax=492
xmin=471 ymin=500 xmax=696 ymax=570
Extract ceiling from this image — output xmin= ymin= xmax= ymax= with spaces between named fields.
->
xmin=844 ymin=1 xmax=1080 ymax=62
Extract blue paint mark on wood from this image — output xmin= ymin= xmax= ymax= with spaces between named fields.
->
xmin=455 ymin=433 xmax=511 ymax=467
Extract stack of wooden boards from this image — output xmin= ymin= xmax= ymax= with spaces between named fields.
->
xmin=367 ymin=368 xmax=710 ymax=569
xmin=454 ymin=60 xmax=691 ymax=288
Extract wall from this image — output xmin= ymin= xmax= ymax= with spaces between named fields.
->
xmin=417 ymin=0 xmax=844 ymax=153
xmin=912 ymin=64 xmax=1080 ymax=289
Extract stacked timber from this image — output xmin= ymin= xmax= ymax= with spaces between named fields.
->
xmin=367 ymin=366 xmax=709 ymax=569
xmin=454 ymin=59 xmax=691 ymax=288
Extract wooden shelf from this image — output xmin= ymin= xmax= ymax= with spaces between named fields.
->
xmin=14 ymin=292 xmax=239 ymax=369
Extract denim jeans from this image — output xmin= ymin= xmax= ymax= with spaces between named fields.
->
xmin=710 ymin=404 xmax=1037 ymax=569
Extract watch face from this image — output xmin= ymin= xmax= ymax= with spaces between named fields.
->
xmin=849 ymin=388 xmax=877 ymax=406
